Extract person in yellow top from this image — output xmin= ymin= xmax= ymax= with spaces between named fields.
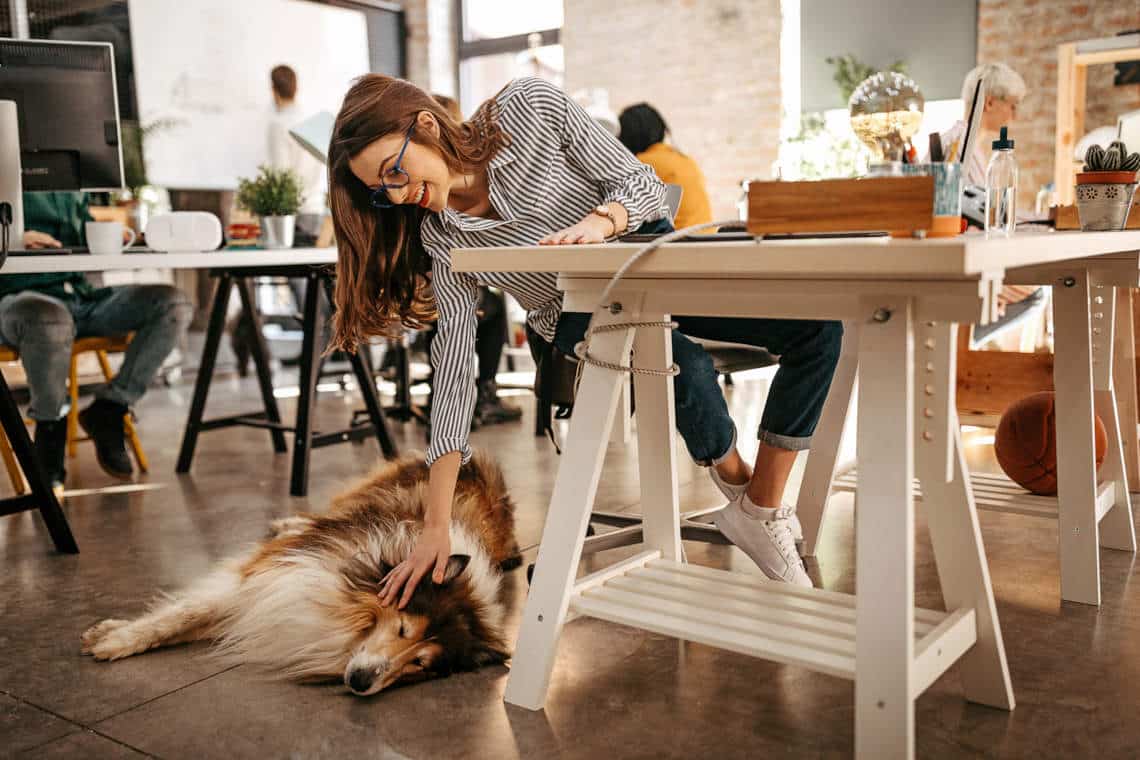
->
xmin=618 ymin=103 xmax=712 ymax=228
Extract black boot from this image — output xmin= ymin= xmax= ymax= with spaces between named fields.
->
xmin=78 ymin=399 xmax=133 ymax=480
xmin=226 ymin=315 xmax=255 ymax=377
xmin=474 ymin=380 xmax=522 ymax=426
xmin=33 ymin=417 xmax=68 ymax=489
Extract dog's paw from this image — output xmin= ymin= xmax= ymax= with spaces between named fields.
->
xmin=81 ymin=619 xmax=140 ymax=660
xmin=81 ymin=619 xmax=128 ymax=652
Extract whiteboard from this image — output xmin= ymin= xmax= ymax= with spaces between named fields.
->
xmin=129 ymin=0 xmax=369 ymax=189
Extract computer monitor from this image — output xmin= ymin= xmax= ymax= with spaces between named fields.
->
xmin=0 ymin=38 xmax=124 ymax=191
xmin=0 ymin=38 xmax=123 ymax=252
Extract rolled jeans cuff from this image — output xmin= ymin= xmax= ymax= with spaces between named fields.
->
xmin=94 ymin=382 xmax=135 ymax=408
xmin=758 ymin=428 xmax=812 ymax=451
xmin=698 ymin=425 xmax=738 ymax=467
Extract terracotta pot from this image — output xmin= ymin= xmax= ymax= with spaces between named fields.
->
xmin=1076 ymin=170 xmax=1138 ymax=184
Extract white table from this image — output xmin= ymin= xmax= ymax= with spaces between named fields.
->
xmin=0 ymin=246 xmax=395 ymax=500
xmin=814 ymin=245 xmax=1140 ymax=607
xmin=0 ymin=248 xmax=341 ymax=551
xmin=453 ymin=230 xmax=1140 ymax=759
xmin=0 ymin=247 xmax=336 ymax=274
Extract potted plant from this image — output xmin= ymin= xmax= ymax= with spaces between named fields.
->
xmin=1075 ymin=141 xmax=1140 ymax=231
xmin=236 ymin=165 xmax=305 ymax=248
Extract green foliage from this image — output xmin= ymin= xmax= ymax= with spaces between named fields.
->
xmin=785 ymin=112 xmax=867 ymax=180
xmin=236 ymin=165 xmax=305 ymax=217
xmin=120 ymin=118 xmax=182 ymax=191
xmin=825 ymin=53 xmax=910 ymax=104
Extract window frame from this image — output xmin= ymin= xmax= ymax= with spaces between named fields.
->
xmin=455 ymin=0 xmax=561 ymax=107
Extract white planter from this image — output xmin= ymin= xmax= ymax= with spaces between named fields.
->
xmin=1075 ymin=180 xmax=1137 ymax=232
xmin=260 ymin=215 xmax=296 ymax=249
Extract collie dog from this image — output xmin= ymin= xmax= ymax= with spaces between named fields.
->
xmin=81 ymin=453 xmax=520 ymax=696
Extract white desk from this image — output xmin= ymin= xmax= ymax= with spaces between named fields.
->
xmin=0 ymin=245 xmax=396 ymax=499
xmin=816 ymin=245 xmax=1140 ymax=607
xmin=453 ymin=230 xmax=1140 ymax=759
xmin=0 ymin=247 xmax=336 ymax=274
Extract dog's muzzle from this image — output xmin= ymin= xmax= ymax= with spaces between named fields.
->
xmin=347 ymin=668 xmax=376 ymax=694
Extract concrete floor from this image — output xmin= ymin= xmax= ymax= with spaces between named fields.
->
xmin=3 ymin=358 xmax=1140 ymax=759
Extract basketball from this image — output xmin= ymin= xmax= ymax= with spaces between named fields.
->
xmin=994 ymin=391 xmax=1107 ymax=496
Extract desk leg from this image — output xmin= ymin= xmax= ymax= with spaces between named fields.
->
xmin=290 ymin=271 xmax=322 ymax=497
xmin=631 ymin=315 xmax=681 ymax=561
xmin=504 ymin=303 xmax=639 ymax=711
xmin=797 ymin=320 xmax=858 ymax=557
xmin=917 ymin=324 xmax=1014 ymax=710
xmin=235 ymin=277 xmax=287 ymax=454
xmin=1094 ymin=287 xmax=1136 ymax=553
xmin=1111 ymin=288 xmax=1140 ymax=493
xmin=1053 ymin=271 xmax=1101 ymax=605
xmin=610 ymin=379 xmax=632 ymax=446
xmin=177 ymin=274 xmax=233 ymax=473
xmin=319 ymin=275 xmax=399 ymax=459
xmin=0 ymin=371 xmax=77 ymax=553
xmin=351 ymin=340 xmax=399 ymax=459
xmin=855 ymin=297 xmax=915 ymax=759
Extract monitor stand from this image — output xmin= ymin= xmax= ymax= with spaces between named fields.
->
xmin=0 ymin=100 xmax=24 ymax=250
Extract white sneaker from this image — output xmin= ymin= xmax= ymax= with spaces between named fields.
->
xmin=712 ymin=494 xmax=813 ymax=587
xmin=709 ymin=467 xmax=804 ymax=554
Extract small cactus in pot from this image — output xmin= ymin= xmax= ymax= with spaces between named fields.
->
xmin=1075 ymin=141 xmax=1138 ymax=231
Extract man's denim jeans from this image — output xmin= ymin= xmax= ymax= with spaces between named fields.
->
xmin=0 ymin=285 xmax=192 ymax=421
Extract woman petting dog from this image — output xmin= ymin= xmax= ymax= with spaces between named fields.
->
xmin=327 ymin=76 xmax=843 ymax=597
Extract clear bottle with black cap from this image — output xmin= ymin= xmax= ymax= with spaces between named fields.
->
xmin=985 ymin=126 xmax=1018 ymax=238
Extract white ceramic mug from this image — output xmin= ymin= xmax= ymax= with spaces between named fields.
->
xmin=85 ymin=221 xmax=136 ymax=255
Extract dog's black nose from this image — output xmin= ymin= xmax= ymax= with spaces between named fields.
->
xmin=347 ymin=669 xmax=374 ymax=693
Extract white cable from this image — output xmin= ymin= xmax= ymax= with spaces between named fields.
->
xmin=573 ymin=219 xmax=745 ymax=379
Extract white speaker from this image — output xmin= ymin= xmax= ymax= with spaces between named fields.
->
xmin=145 ymin=212 xmax=222 ymax=252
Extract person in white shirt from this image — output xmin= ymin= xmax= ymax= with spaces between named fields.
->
xmin=267 ymin=64 xmax=327 ymax=237
xmin=934 ymin=62 xmax=1027 ymax=188
xmin=932 ymin=63 xmax=1038 ymax=313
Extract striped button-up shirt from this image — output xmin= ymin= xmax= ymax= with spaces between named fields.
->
xmin=421 ymin=77 xmax=668 ymax=466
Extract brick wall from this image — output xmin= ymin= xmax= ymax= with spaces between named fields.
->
xmin=402 ymin=0 xmax=456 ymax=95
xmin=563 ymin=0 xmax=783 ymax=221
xmin=977 ymin=1 xmax=1140 ymax=208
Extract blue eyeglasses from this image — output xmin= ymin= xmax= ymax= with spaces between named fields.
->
xmin=369 ymin=124 xmax=415 ymax=209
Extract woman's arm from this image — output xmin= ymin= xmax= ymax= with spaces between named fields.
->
xmin=379 ymin=252 xmax=480 ymax=608
xmin=519 ymin=77 xmax=667 ymax=233
xmin=378 ymin=450 xmax=461 ymax=608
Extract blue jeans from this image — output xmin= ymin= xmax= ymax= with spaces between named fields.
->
xmin=553 ymin=219 xmax=843 ymax=462
xmin=0 ymin=285 xmax=192 ymax=421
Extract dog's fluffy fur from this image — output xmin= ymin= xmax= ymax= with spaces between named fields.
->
xmin=81 ymin=452 xmax=520 ymax=696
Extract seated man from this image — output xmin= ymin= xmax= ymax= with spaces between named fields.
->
xmin=0 ymin=191 xmax=192 ymax=487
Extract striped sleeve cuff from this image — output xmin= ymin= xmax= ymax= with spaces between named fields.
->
xmin=425 ymin=437 xmax=473 ymax=467
xmin=605 ymin=184 xmax=666 ymax=234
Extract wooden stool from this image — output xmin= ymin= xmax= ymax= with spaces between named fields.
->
xmin=0 ymin=334 xmax=148 ymax=493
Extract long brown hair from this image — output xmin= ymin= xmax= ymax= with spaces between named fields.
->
xmin=327 ymin=76 xmax=508 ymax=351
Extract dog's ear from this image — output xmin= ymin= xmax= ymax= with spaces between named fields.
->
xmin=440 ymin=554 xmax=471 ymax=584
xmin=472 ymin=644 xmax=510 ymax=667
xmin=377 ymin=559 xmax=394 ymax=579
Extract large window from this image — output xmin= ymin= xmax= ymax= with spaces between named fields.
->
xmin=458 ymin=0 xmax=562 ymax=116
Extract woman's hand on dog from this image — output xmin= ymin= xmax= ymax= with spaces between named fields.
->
xmin=378 ymin=523 xmax=452 ymax=609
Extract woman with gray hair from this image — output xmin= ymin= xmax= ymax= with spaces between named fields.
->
xmin=934 ymin=62 xmax=1028 ymax=187
xmin=933 ymin=63 xmax=1038 ymax=324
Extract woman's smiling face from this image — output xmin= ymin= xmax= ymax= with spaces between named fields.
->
xmin=349 ymin=112 xmax=454 ymax=213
